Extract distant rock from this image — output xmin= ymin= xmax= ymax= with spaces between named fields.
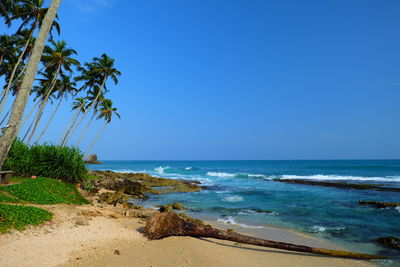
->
xmin=377 ymin=236 xmax=400 ymax=251
xmin=85 ymin=154 xmax=101 ymax=164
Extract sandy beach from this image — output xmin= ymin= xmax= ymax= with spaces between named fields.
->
xmin=0 ymin=201 xmax=375 ymax=267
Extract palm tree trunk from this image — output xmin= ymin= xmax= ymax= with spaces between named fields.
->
xmin=35 ymin=93 xmax=63 ymax=144
xmin=0 ymin=0 xmax=63 ymax=168
xmin=18 ymin=100 xmax=41 ymax=134
xmin=26 ymin=67 xmax=60 ymax=144
xmin=84 ymin=121 xmax=106 ymax=158
xmin=76 ymin=110 xmax=96 ymax=146
xmin=65 ymin=77 xmax=107 ymax=145
xmin=0 ymin=27 xmax=35 ymax=115
xmin=58 ymin=108 xmax=81 ymax=146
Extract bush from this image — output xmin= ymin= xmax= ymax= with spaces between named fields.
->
xmin=0 ymin=204 xmax=53 ymax=233
xmin=0 ymin=177 xmax=90 ymax=205
xmin=3 ymin=139 xmax=87 ymax=183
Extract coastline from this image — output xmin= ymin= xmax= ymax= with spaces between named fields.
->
xmin=0 ymin=201 xmax=375 ymax=267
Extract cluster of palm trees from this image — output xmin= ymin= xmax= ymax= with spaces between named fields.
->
xmin=0 ymin=0 xmax=121 ymax=162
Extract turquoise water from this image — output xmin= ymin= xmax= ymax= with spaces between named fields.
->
xmin=88 ymin=160 xmax=400 ymax=257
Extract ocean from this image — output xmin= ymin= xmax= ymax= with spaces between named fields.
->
xmin=88 ymin=160 xmax=400 ymax=257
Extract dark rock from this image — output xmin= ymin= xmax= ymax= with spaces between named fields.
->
xmin=359 ymin=201 xmax=400 ymax=209
xmin=377 ymin=236 xmax=400 ymax=250
xmin=85 ymin=154 xmax=102 ymax=164
xmin=274 ymin=179 xmax=400 ymax=192
xmin=114 ymin=250 xmax=120 ymax=255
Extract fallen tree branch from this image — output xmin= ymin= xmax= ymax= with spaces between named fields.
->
xmin=144 ymin=212 xmax=387 ymax=260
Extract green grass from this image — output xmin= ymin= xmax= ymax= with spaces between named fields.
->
xmin=0 ymin=204 xmax=52 ymax=233
xmin=0 ymin=177 xmax=90 ymax=205
xmin=0 ymin=192 xmax=21 ymax=203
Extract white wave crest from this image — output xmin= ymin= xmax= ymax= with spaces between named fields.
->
xmin=280 ymin=174 xmax=400 ymax=182
xmin=185 ymin=166 xmax=193 ymax=170
xmin=206 ymin=172 xmax=268 ymax=179
xmin=223 ymin=195 xmax=244 ymax=202
xmin=207 ymin=172 xmax=235 ymax=178
xmin=396 ymin=207 xmax=400 ymax=213
xmin=217 ymin=216 xmax=264 ymax=229
xmin=308 ymin=225 xmax=346 ymax=233
xmin=154 ymin=166 xmax=170 ymax=175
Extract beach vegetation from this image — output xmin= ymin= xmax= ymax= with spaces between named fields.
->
xmin=0 ymin=203 xmax=52 ymax=233
xmin=3 ymin=139 xmax=87 ymax=183
xmin=0 ymin=177 xmax=90 ymax=204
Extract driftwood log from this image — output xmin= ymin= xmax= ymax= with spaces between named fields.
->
xmin=144 ymin=212 xmax=387 ymax=260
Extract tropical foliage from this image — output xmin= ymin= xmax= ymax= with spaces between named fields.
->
xmin=0 ymin=0 xmax=121 ymax=171
xmin=4 ymin=139 xmax=87 ymax=183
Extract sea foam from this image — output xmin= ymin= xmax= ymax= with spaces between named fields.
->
xmin=217 ymin=216 xmax=264 ymax=229
xmin=223 ymin=195 xmax=244 ymax=202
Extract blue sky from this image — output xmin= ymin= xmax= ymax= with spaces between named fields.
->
xmin=4 ymin=0 xmax=400 ymax=160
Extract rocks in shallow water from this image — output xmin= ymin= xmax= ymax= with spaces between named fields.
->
xmin=159 ymin=202 xmax=186 ymax=212
xmin=274 ymin=179 xmax=400 ymax=192
xmin=377 ymin=236 xmax=400 ymax=250
xmin=359 ymin=201 xmax=400 ymax=209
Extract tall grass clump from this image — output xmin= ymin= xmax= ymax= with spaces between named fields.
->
xmin=3 ymin=139 xmax=87 ymax=183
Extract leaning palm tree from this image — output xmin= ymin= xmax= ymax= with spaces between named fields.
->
xmin=62 ymin=53 xmax=120 ymax=146
xmin=58 ymin=97 xmax=86 ymax=146
xmin=35 ymin=73 xmax=77 ymax=143
xmin=0 ymin=0 xmax=60 ymax=115
xmin=75 ymin=85 xmax=104 ymax=146
xmin=84 ymin=99 xmax=120 ymax=158
xmin=0 ymin=0 xmax=63 ymax=168
xmin=25 ymin=39 xmax=79 ymax=144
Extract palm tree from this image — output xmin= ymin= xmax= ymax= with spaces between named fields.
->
xmin=0 ymin=0 xmax=62 ymax=168
xmin=84 ymin=99 xmax=120 ymax=158
xmin=0 ymin=0 xmax=60 ymax=115
xmin=62 ymin=53 xmax=120 ymax=146
xmin=25 ymin=39 xmax=79 ymax=144
xmin=35 ymin=73 xmax=77 ymax=143
xmin=58 ymin=97 xmax=86 ymax=146
xmin=0 ymin=0 xmax=19 ymax=26
xmin=75 ymin=85 xmax=104 ymax=146
xmin=0 ymin=34 xmax=19 ymax=69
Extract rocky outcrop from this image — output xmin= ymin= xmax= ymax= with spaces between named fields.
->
xmin=98 ymin=191 xmax=128 ymax=205
xmin=90 ymin=170 xmax=202 ymax=195
xmin=159 ymin=202 xmax=185 ymax=212
xmin=377 ymin=236 xmax=400 ymax=251
xmin=359 ymin=201 xmax=400 ymax=209
xmin=274 ymin=179 xmax=400 ymax=192
xmin=84 ymin=154 xmax=101 ymax=164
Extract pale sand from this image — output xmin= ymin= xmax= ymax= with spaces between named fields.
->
xmin=0 ymin=203 xmax=375 ymax=267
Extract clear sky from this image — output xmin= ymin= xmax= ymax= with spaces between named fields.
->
xmin=7 ymin=0 xmax=400 ymax=160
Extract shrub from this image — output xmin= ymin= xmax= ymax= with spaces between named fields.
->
xmin=3 ymin=139 xmax=87 ymax=183
xmin=0 ymin=204 xmax=53 ymax=233
xmin=0 ymin=177 xmax=90 ymax=205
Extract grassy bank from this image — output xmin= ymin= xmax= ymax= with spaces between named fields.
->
xmin=0 ymin=177 xmax=90 ymax=233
